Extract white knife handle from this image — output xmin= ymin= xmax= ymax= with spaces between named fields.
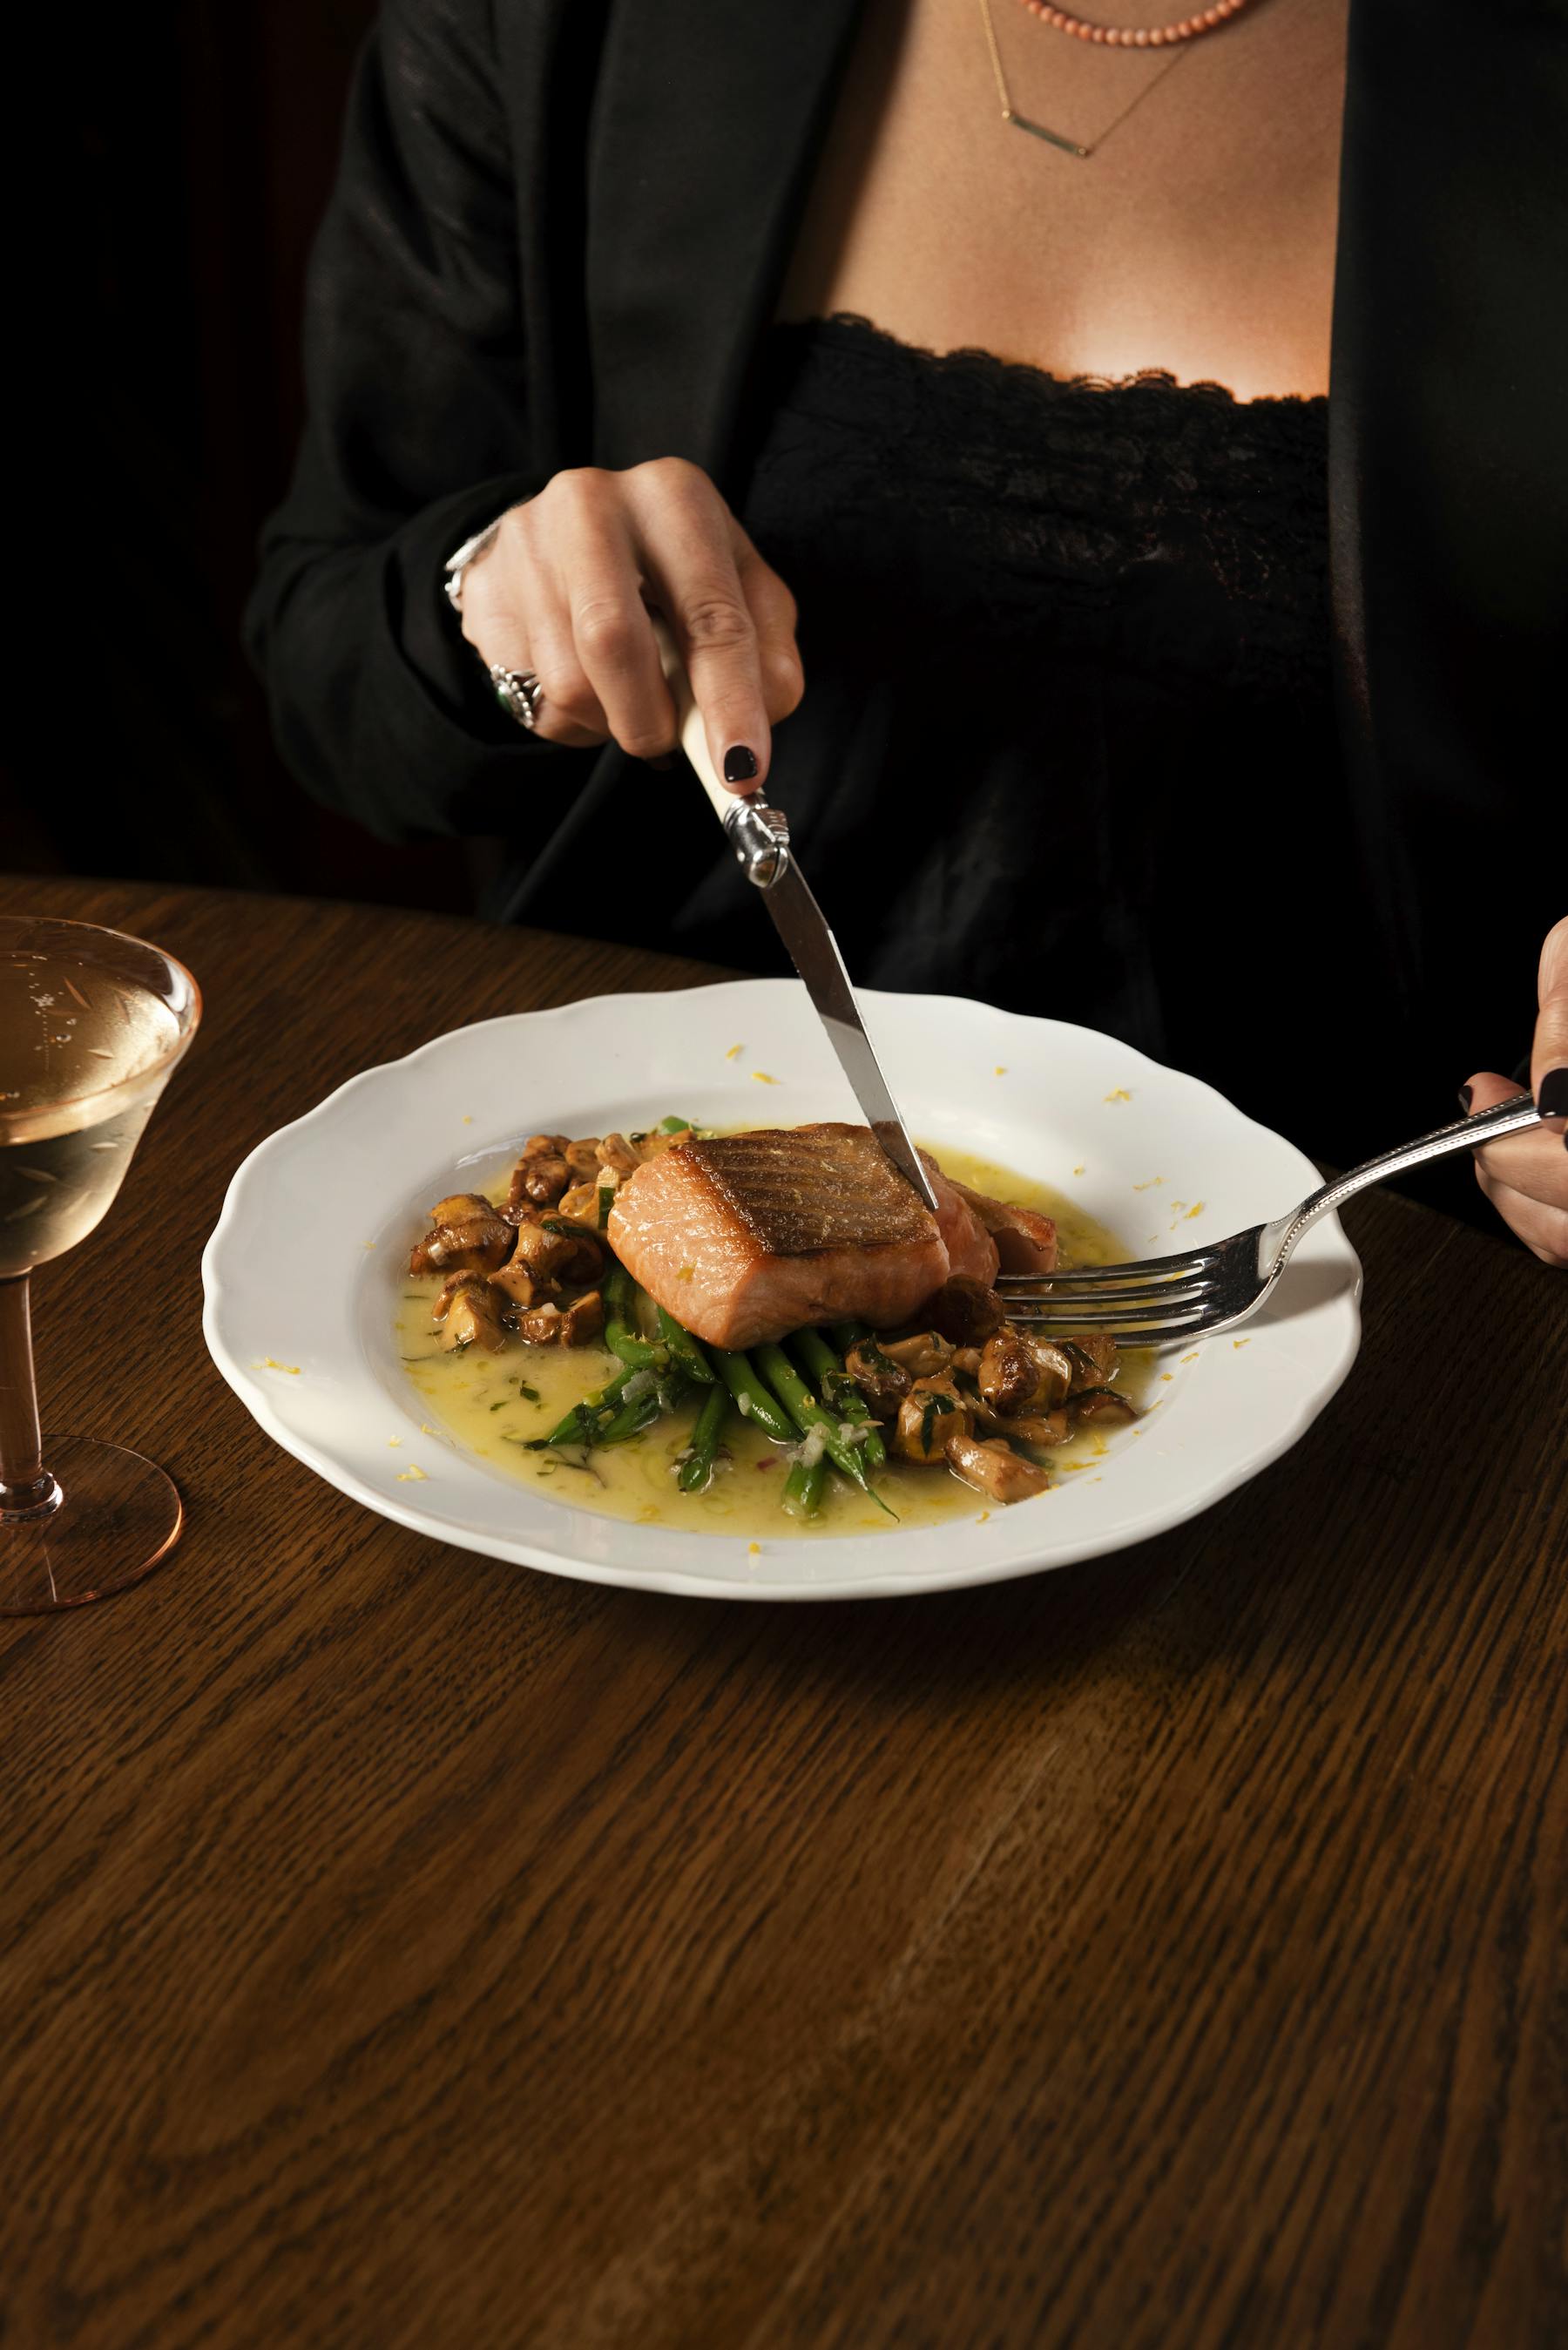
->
xmin=651 ymin=613 xmax=791 ymax=889
xmin=651 ymin=613 xmax=744 ymax=824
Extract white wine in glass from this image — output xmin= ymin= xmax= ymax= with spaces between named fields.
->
xmin=0 ymin=917 xmax=200 ymax=1614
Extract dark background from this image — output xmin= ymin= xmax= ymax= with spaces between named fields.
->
xmin=13 ymin=0 xmax=471 ymax=911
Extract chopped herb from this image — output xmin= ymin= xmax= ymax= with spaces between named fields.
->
xmin=919 ymin=1392 xmax=956 ymax=1453
xmin=517 ymin=1381 xmax=540 ymax=1403
xmin=659 ymin=1114 xmax=694 ymax=1133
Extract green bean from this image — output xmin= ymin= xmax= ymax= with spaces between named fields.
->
xmin=655 ymin=1306 xmax=716 ymax=1385
xmin=789 ymin=1329 xmax=887 ymax=1470
xmin=709 ymin=1348 xmax=797 ymax=1445
xmin=754 ymin=1343 xmax=893 ymax=1515
xmin=527 ymin=1362 xmax=636 ymax=1448
xmin=782 ymin=1453 xmax=827 ymax=1519
xmin=829 ymin=1319 xmax=871 ymax=1353
xmin=596 ymin=1380 xmax=678 ymax=1446
xmin=677 ymin=1382 xmax=730 ymax=1493
xmin=603 ymin=1264 xmax=670 ymax=1371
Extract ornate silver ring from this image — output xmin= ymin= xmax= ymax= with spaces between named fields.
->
xmin=488 ymin=666 xmax=544 ymax=731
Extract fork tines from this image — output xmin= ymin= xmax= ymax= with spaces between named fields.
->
xmin=995 ymin=1256 xmax=1218 ymax=1337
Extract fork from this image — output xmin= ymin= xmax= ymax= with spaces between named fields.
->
xmin=995 ymin=1092 xmax=1545 ymax=1345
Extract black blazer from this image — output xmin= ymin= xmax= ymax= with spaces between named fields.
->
xmin=247 ymin=0 xmax=1567 ymax=1096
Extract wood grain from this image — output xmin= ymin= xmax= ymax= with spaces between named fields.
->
xmin=0 ymin=877 xmax=1564 ymax=2350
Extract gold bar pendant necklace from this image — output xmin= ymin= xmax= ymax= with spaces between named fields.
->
xmin=978 ymin=0 xmax=1244 ymax=160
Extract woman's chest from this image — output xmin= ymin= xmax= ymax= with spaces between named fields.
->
xmin=780 ymin=0 xmax=1350 ymax=399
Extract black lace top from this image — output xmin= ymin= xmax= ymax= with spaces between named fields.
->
xmin=741 ymin=312 xmax=1332 ymax=711
xmin=714 ymin=312 xmax=1369 ymax=1147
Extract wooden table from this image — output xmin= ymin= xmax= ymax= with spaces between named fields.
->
xmin=2 ymin=877 xmax=1564 ymax=2350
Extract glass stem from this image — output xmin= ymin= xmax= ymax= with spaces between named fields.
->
xmin=0 ymin=1275 xmax=59 ymax=1520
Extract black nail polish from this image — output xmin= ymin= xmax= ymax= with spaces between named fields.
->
xmin=1538 ymin=1067 xmax=1568 ymax=1117
xmin=1456 ymin=1084 xmax=1473 ymax=1114
xmin=723 ymin=745 xmax=759 ymax=784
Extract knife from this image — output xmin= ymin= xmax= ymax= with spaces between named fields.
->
xmin=653 ymin=622 xmax=940 ymax=1215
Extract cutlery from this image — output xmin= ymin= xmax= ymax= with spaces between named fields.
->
xmin=996 ymin=1093 xmax=1545 ymax=1344
xmin=656 ymin=623 xmax=940 ymax=1213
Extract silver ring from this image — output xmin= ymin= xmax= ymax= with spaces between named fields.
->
xmin=488 ymin=665 xmax=544 ymax=731
xmin=443 ymin=515 xmax=504 ymax=613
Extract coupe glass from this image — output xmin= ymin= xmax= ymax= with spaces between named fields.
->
xmin=0 ymin=918 xmax=201 ymax=1614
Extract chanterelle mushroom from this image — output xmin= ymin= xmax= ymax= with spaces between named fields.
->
xmin=879 ymin=1331 xmax=954 ymax=1378
xmin=943 ymin=1431 xmax=1051 ymax=1504
xmin=432 ymin=1272 xmax=508 ymax=1354
xmin=925 ymin=1276 xmax=1005 ymax=1347
xmin=1071 ymin=1386 xmax=1137 ymax=1425
xmin=556 ymin=1172 xmax=619 ymax=1232
xmin=410 ymin=1194 xmax=515 ymax=1277
xmin=517 ymin=1290 xmax=605 ymax=1347
xmin=511 ymin=1216 xmax=605 ymax=1286
xmin=1063 ymin=1333 xmax=1120 ymax=1393
xmin=506 ymin=1137 xmax=573 ymax=1215
xmin=894 ymin=1377 xmax=973 ymax=1464
xmin=844 ymin=1338 xmax=912 ymax=1421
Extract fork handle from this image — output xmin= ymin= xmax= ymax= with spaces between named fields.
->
xmin=1265 ymin=1093 xmax=1543 ymax=1270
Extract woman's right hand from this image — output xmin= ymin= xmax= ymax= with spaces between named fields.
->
xmin=455 ymin=457 xmax=804 ymax=791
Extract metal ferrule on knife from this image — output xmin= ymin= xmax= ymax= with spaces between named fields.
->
xmin=724 ymin=794 xmax=791 ymax=891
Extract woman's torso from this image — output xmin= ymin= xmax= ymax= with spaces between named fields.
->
xmin=720 ymin=0 xmax=1368 ymax=1150
xmin=508 ymin=0 xmax=1394 ymax=1164
xmin=779 ymin=0 xmax=1351 ymax=399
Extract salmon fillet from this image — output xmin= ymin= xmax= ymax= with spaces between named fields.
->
xmin=943 ymin=1173 xmax=1058 ymax=1273
xmin=608 ymin=1123 xmax=999 ymax=1350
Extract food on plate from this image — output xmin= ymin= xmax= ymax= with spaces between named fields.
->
xmin=401 ymin=1120 xmax=1140 ymax=1528
xmin=606 ymin=1122 xmax=1004 ymax=1350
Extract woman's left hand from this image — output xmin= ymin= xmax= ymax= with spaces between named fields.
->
xmin=1463 ymin=915 xmax=1568 ymax=1266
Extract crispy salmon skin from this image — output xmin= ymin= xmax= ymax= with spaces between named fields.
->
xmin=608 ymin=1123 xmax=1000 ymax=1350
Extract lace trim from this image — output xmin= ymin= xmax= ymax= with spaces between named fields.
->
xmin=775 ymin=308 xmax=1328 ymax=412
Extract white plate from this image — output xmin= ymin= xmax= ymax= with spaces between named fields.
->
xmin=201 ymin=981 xmax=1361 ymax=1601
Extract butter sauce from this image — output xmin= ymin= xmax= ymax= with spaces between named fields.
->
xmin=398 ymin=1143 xmax=1152 ymax=1539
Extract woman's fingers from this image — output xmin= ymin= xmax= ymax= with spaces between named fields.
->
xmin=735 ymin=526 xmax=806 ymax=726
xmin=633 ymin=458 xmax=774 ymax=791
xmin=1459 ymin=916 xmax=1568 ymax=1261
xmin=456 ymin=501 xmax=605 ymax=747
xmin=451 ymin=462 xmax=804 ymax=773
xmin=1474 ymin=1160 xmax=1568 ymax=1267
xmin=1529 ymin=913 xmax=1568 ymax=1127
xmin=1464 ymin=1064 xmax=1568 ymax=1264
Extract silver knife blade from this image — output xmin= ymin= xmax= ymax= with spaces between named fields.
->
xmin=651 ymin=615 xmax=938 ymax=1214
xmin=725 ymin=801 xmax=940 ymax=1214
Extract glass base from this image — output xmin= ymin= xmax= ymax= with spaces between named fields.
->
xmin=0 ymin=1433 xmax=183 ymax=1615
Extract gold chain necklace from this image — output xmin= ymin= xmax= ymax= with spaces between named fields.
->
xmin=978 ymin=0 xmax=1253 ymax=159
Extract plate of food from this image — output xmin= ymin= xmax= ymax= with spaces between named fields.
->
xmin=201 ymin=979 xmax=1361 ymax=1600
